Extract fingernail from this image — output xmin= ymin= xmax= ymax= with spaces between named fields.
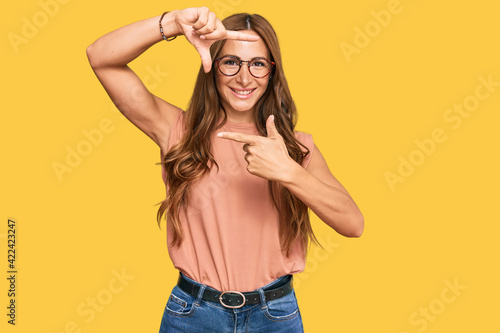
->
xmin=270 ymin=115 xmax=274 ymax=122
xmin=217 ymin=132 xmax=223 ymax=137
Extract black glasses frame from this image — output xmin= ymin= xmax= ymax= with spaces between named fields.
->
xmin=215 ymin=55 xmax=275 ymax=78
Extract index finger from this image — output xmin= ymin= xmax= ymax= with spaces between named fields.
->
xmin=217 ymin=132 xmax=259 ymax=144
xmin=225 ymin=30 xmax=260 ymax=42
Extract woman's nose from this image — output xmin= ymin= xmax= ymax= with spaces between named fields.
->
xmin=235 ymin=65 xmax=252 ymax=85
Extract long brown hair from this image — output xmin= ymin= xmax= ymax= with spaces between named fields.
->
xmin=157 ymin=13 xmax=319 ymax=255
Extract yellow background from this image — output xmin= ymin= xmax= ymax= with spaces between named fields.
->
xmin=2 ymin=0 xmax=499 ymax=332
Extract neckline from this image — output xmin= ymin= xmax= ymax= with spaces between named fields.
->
xmin=222 ymin=119 xmax=257 ymax=129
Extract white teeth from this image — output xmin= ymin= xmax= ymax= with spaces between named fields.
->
xmin=232 ymin=89 xmax=253 ymax=95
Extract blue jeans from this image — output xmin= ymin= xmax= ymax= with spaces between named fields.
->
xmin=159 ymin=273 xmax=304 ymax=332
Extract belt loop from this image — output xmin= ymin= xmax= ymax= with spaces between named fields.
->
xmin=257 ymin=288 xmax=267 ymax=308
xmin=195 ymin=284 xmax=207 ymax=305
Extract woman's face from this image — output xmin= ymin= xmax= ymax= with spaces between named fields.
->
xmin=215 ymin=30 xmax=271 ymax=122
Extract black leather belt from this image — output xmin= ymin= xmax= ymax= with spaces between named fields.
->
xmin=177 ymin=273 xmax=294 ymax=309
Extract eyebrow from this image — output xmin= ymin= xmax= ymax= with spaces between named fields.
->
xmin=219 ymin=54 xmax=269 ymax=61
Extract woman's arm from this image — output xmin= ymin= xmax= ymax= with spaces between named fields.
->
xmin=86 ymin=7 xmax=259 ymax=155
xmin=217 ymin=115 xmax=364 ymax=237
xmin=280 ymin=143 xmax=364 ymax=237
xmin=86 ymin=11 xmax=182 ymax=153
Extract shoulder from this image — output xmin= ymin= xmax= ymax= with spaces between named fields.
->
xmin=169 ymin=108 xmax=187 ymax=137
xmin=293 ymin=130 xmax=315 ymax=169
xmin=172 ymin=107 xmax=186 ymax=125
xmin=293 ymin=130 xmax=314 ymax=150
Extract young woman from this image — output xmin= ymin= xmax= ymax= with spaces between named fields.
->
xmin=86 ymin=7 xmax=364 ymax=332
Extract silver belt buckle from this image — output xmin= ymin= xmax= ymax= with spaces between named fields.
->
xmin=219 ymin=291 xmax=246 ymax=309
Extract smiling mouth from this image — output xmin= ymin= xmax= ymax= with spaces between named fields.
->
xmin=230 ymin=88 xmax=256 ymax=95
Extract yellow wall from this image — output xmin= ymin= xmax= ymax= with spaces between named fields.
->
xmin=1 ymin=0 xmax=499 ymax=332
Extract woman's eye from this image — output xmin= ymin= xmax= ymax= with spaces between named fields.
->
xmin=223 ymin=60 xmax=238 ymax=66
xmin=251 ymin=61 xmax=266 ymax=67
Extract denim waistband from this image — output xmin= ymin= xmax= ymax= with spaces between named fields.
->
xmin=178 ymin=272 xmax=293 ymax=311
xmin=179 ymin=272 xmax=292 ymax=294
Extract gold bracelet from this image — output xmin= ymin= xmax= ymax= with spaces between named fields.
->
xmin=159 ymin=11 xmax=177 ymax=42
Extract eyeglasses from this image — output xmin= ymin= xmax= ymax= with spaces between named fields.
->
xmin=215 ymin=55 xmax=275 ymax=78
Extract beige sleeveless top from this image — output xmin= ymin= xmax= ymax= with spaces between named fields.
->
xmin=161 ymin=108 xmax=315 ymax=292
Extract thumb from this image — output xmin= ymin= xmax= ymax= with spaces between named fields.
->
xmin=266 ymin=115 xmax=279 ymax=139
xmin=195 ymin=41 xmax=213 ymax=73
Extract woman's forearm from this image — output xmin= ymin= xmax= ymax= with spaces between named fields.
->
xmin=86 ymin=10 xmax=180 ymax=69
xmin=280 ymin=162 xmax=364 ymax=237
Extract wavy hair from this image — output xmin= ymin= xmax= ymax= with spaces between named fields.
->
xmin=157 ymin=13 xmax=319 ymax=256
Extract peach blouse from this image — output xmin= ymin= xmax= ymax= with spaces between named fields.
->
xmin=161 ymin=108 xmax=315 ymax=292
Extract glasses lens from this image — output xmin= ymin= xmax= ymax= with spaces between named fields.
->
xmin=218 ymin=57 xmax=240 ymax=76
xmin=249 ymin=58 xmax=272 ymax=78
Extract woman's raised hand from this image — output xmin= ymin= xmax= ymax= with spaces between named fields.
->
xmin=173 ymin=7 xmax=259 ymax=73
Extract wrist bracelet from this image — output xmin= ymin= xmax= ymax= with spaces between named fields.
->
xmin=159 ymin=11 xmax=177 ymax=42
